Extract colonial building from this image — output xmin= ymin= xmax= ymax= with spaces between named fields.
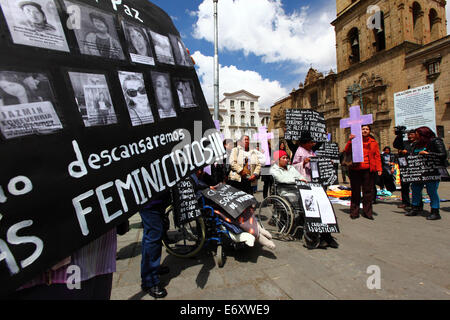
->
xmin=209 ymin=90 xmax=271 ymax=141
xmin=269 ymin=0 xmax=449 ymax=150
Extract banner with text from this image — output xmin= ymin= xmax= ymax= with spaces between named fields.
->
xmin=284 ymin=109 xmax=327 ymax=142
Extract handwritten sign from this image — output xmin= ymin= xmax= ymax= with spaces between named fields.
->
xmin=397 ymin=154 xmax=442 ymax=183
xmin=201 ymin=184 xmax=257 ymax=219
xmin=310 ymin=157 xmax=338 ymax=187
xmin=295 ymin=181 xmax=339 ymax=233
xmin=285 ymin=109 xmax=327 ymax=142
xmin=314 ymin=143 xmax=339 ymax=160
xmin=172 ymin=178 xmax=201 ymax=226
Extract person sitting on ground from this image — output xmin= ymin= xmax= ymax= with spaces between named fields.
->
xmin=270 ymin=150 xmax=339 ymax=249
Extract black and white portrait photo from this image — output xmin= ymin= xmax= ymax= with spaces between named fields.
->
xmin=150 ymin=71 xmax=176 ymax=119
xmin=68 ymin=72 xmax=117 ymax=127
xmin=169 ymin=34 xmax=193 ymax=67
xmin=64 ymin=1 xmax=125 ymax=60
xmin=0 ymin=70 xmax=63 ymax=139
xmin=149 ymin=30 xmax=175 ymax=65
xmin=398 ymin=157 xmax=407 ymax=167
xmin=122 ymin=21 xmax=155 ymax=66
xmin=310 ymin=161 xmax=319 ymax=179
xmin=118 ymin=71 xmax=154 ymax=126
xmin=0 ymin=0 xmax=69 ymax=52
xmin=175 ymin=79 xmax=197 ymax=109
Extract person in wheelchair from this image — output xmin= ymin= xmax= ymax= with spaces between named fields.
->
xmin=191 ymin=168 xmax=276 ymax=250
xmin=270 ymin=150 xmax=339 ymax=249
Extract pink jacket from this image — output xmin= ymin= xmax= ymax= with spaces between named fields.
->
xmin=292 ymin=146 xmax=316 ymax=182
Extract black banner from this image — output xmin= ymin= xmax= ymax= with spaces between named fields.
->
xmin=310 ymin=157 xmax=338 ymax=187
xmin=172 ymin=177 xmax=201 ymax=226
xmin=284 ymin=109 xmax=327 ymax=142
xmin=201 ymin=184 xmax=257 ymax=219
xmin=0 ymin=0 xmax=225 ymax=295
xmin=314 ymin=142 xmax=339 ymax=160
xmin=398 ymin=154 xmax=442 ymax=183
xmin=295 ymin=181 xmax=339 ymax=233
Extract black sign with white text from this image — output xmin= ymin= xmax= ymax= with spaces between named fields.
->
xmin=0 ymin=0 xmax=225 ymax=296
xmin=284 ymin=109 xmax=327 ymax=142
xmin=310 ymin=157 xmax=338 ymax=187
xmin=172 ymin=177 xmax=201 ymax=226
xmin=314 ymin=142 xmax=339 ymax=160
xmin=398 ymin=154 xmax=442 ymax=183
xmin=201 ymin=184 xmax=257 ymax=219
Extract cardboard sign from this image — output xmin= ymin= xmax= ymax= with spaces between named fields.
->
xmin=398 ymin=154 xmax=442 ymax=183
xmin=172 ymin=177 xmax=201 ymax=226
xmin=284 ymin=109 xmax=327 ymax=142
xmin=0 ymin=0 xmax=225 ymax=296
xmin=295 ymin=181 xmax=339 ymax=233
xmin=314 ymin=142 xmax=339 ymax=160
xmin=310 ymin=157 xmax=338 ymax=187
xmin=201 ymin=184 xmax=257 ymax=219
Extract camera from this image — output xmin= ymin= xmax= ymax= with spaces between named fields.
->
xmin=394 ymin=126 xmax=407 ymax=136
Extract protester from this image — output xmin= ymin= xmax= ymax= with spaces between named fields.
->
xmin=206 ymin=138 xmax=234 ymax=186
xmin=339 ymin=151 xmax=349 ymax=183
xmin=270 ymin=150 xmax=338 ymax=249
xmin=251 ymin=144 xmax=266 ymax=193
xmin=407 ymin=126 xmax=447 ymax=220
xmin=261 ymin=141 xmax=273 ymax=198
xmin=344 ymin=125 xmax=382 ymax=220
xmin=393 ymin=129 xmax=417 ymax=210
xmin=139 ymin=198 xmax=171 ymax=299
xmin=11 ymin=229 xmax=117 ymax=300
xmin=292 ymin=132 xmax=316 ymax=181
xmin=378 ymin=146 xmax=396 ymax=193
xmin=228 ymin=135 xmax=261 ymax=194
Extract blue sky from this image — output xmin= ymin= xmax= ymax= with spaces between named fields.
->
xmin=149 ymin=0 xmax=450 ymax=109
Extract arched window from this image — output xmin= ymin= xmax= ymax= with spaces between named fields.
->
xmin=429 ymin=9 xmax=439 ymax=42
xmin=348 ymin=27 xmax=360 ymax=64
xmin=250 ymin=116 xmax=255 ymax=126
xmin=230 ymin=115 xmax=235 ymax=125
xmin=373 ymin=11 xmax=386 ymax=52
xmin=412 ymin=2 xmax=423 ymax=43
xmin=240 ymin=115 xmax=245 ymax=125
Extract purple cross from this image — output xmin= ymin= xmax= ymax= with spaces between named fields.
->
xmin=253 ymin=126 xmax=274 ymax=166
xmin=204 ymin=120 xmax=224 ymax=175
xmin=340 ymin=106 xmax=373 ymax=163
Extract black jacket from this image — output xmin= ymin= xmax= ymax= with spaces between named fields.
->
xmin=412 ymin=137 xmax=448 ymax=167
xmin=393 ymin=135 xmax=414 ymax=154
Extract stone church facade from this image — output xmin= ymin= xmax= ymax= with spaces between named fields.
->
xmin=269 ymin=0 xmax=450 ymax=151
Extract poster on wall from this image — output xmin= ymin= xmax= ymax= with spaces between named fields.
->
xmin=121 ymin=20 xmax=155 ymax=66
xmin=0 ymin=70 xmax=63 ymax=139
xmin=0 ymin=0 xmax=224 ymax=296
xmin=64 ymin=0 xmax=125 ymax=60
xmin=394 ymin=84 xmax=436 ymax=134
xmin=118 ymin=71 xmax=154 ymax=126
xmin=68 ymin=71 xmax=117 ymax=127
xmin=0 ymin=0 xmax=70 ymax=52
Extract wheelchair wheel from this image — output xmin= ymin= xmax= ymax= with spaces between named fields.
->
xmin=257 ymin=195 xmax=294 ymax=236
xmin=162 ymin=205 xmax=206 ymax=258
xmin=216 ymin=244 xmax=225 ymax=268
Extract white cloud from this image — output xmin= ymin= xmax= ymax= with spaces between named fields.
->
xmin=192 ymin=0 xmax=336 ymax=72
xmin=192 ymin=51 xmax=288 ymax=109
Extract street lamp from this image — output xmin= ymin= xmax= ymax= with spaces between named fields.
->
xmin=346 ymin=83 xmax=363 ymax=114
xmin=213 ymin=0 xmax=219 ymax=121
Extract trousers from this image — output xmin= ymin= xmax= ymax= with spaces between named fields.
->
xmin=139 ymin=201 xmax=166 ymax=288
xmin=349 ymin=169 xmax=376 ymax=218
xmin=411 ymin=181 xmax=440 ymax=209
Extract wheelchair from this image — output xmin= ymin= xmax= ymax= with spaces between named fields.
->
xmin=162 ymin=196 xmax=248 ymax=268
xmin=257 ymin=182 xmax=320 ymax=248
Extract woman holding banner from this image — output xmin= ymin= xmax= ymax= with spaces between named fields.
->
xmin=407 ymin=126 xmax=447 ymax=220
xmin=344 ymin=125 xmax=382 ymax=220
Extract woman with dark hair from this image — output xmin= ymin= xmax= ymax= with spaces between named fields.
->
xmin=378 ymin=146 xmax=396 ymax=193
xmin=84 ymin=12 xmax=123 ymax=59
xmin=406 ymin=126 xmax=446 ymax=220
xmin=292 ymin=132 xmax=316 ymax=181
xmin=127 ymin=26 xmax=152 ymax=57
xmin=122 ymin=74 xmax=153 ymax=126
xmin=343 ymin=125 xmax=382 ymax=220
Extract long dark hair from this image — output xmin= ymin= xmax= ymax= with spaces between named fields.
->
xmin=414 ymin=126 xmax=436 ymax=148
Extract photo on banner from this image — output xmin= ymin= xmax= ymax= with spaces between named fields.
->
xmin=0 ymin=69 xmax=63 ymax=139
xmin=118 ymin=71 xmax=154 ymax=126
xmin=174 ymin=78 xmax=197 ymax=109
xmin=121 ymin=20 xmax=155 ymax=66
xmin=0 ymin=0 xmax=70 ymax=52
xmin=150 ymin=30 xmax=175 ymax=65
xmin=169 ymin=34 xmax=193 ymax=67
xmin=151 ymin=71 xmax=176 ymax=119
xmin=64 ymin=0 xmax=125 ymax=60
xmin=68 ymin=71 xmax=117 ymax=127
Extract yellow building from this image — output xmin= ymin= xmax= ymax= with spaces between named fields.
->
xmin=269 ymin=0 xmax=449 ymax=150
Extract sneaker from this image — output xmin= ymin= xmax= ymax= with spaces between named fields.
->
xmin=141 ymin=285 xmax=167 ymax=299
